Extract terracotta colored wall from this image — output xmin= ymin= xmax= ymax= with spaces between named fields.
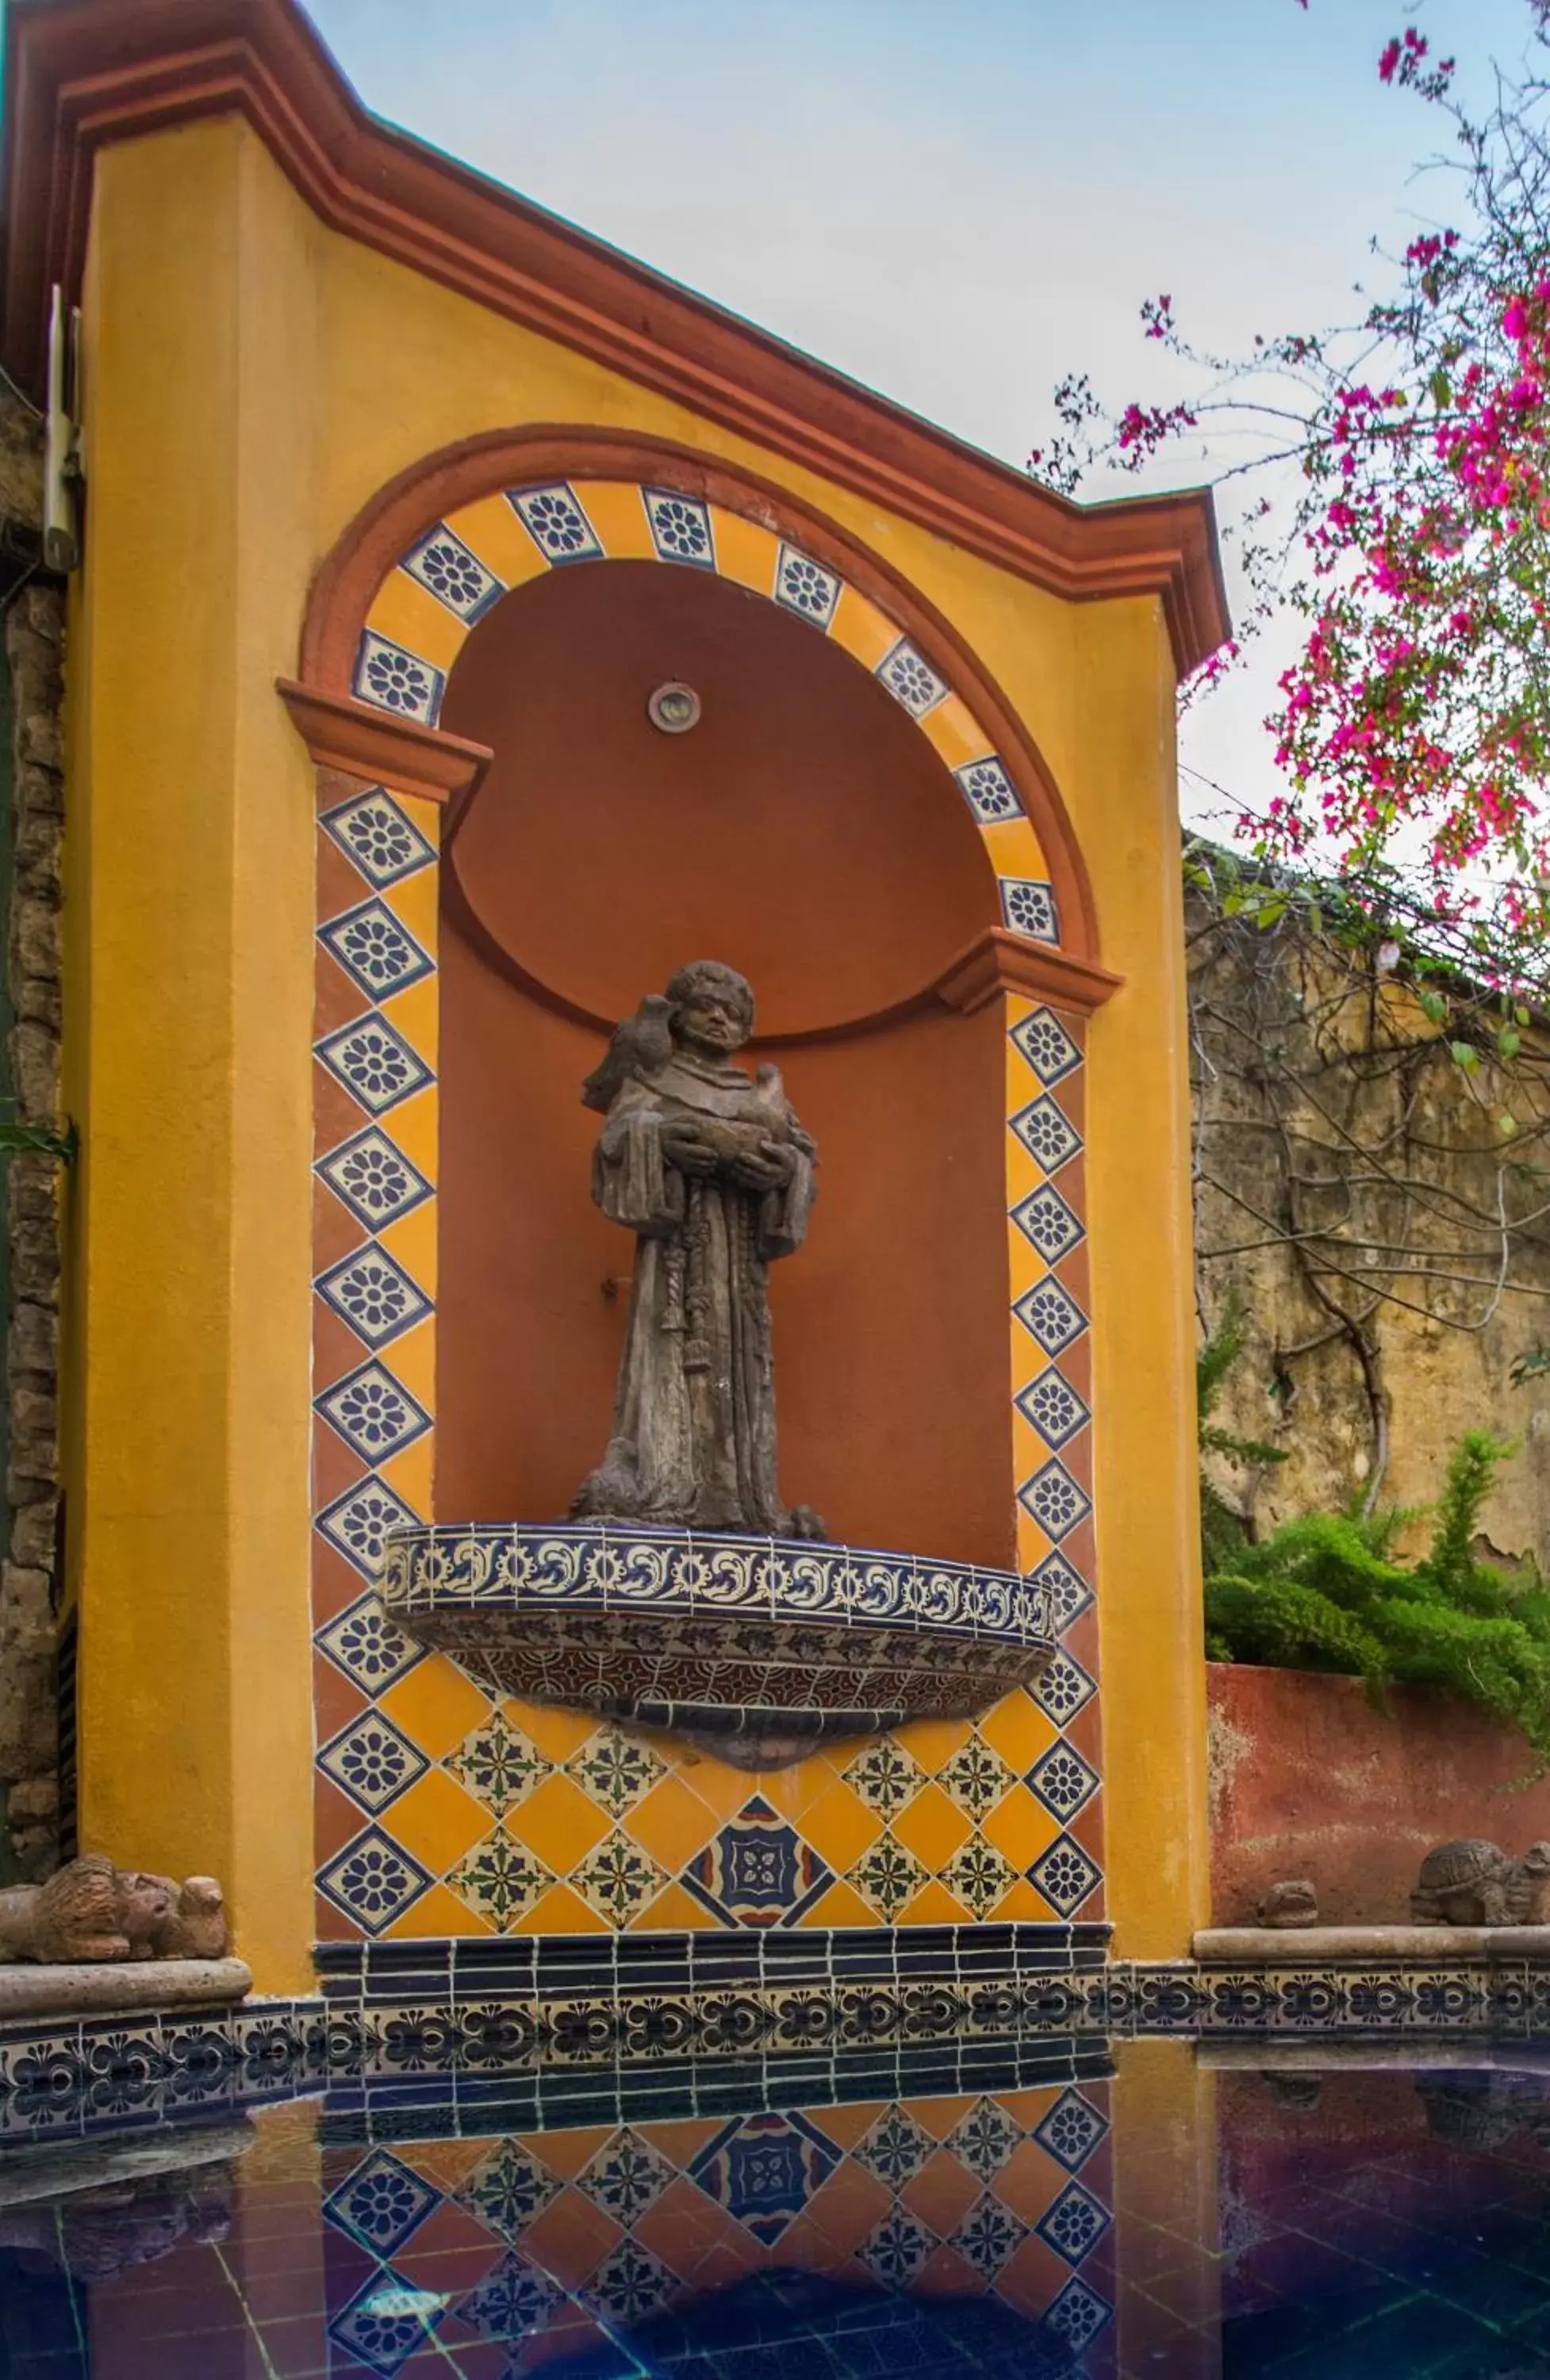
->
xmin=435 ymin=559 xmax=1011 ymax=1562
xmin=1209 ymin=1661 xmax=1550 ymax=1923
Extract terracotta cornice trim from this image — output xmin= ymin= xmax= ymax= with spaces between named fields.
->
xmin=276 ymin=679 xmax=491 ymax=804
xmin=933 ymin=928 xmax=1124 ymax=1019
xmin=3 ymin=0 xmax=1230 ymax=680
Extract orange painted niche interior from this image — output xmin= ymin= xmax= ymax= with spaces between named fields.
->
xmin=435 ymin=557 xmax=1014 ymax=1568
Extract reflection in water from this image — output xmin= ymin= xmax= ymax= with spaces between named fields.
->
xmin=7 ymin=2051 xmax=1550 ymax=2374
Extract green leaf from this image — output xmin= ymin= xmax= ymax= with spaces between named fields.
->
xmin=1500 ymin=1027 xmax=1522 ymax=1059
xmin=1419 ymin=989 xmax=1448 ymax=1026
xmin=1450 ymin=1040 xmax=1480 ymax=1071
xmin=1429 ymin=367 xmax=1452 ymax=409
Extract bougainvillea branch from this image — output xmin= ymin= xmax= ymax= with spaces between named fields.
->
xmin=1030 ymin=5 xmax=1550 ymax=996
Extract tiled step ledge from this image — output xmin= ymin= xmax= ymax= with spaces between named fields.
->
xmin=0 ymin=1956 xmax=251 ymax=2019
xmin=1195 ymin=1926 xmax=1550 ymax=1962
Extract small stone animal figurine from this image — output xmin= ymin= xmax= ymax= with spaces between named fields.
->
xmin=0 ymin=1856 xmax=230 ymax=1964
xmin=1410 ymin=1838 xmax=1550 ymax=1926
xmin=1256 ymin=1879 xmax=1319 ymax=1929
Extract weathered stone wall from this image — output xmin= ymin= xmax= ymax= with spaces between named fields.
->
xmin=1189 ymin=881 xmax=1550 ymax=1564
xmin=0 ymin=388 xmax=62 ymax=1882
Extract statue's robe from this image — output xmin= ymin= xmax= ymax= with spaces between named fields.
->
xmin=572 ymin=1053 xmax=815 ymax=1533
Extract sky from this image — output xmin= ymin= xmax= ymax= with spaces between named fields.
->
xmin=305 ymin=0 xmax=1540 ymax=833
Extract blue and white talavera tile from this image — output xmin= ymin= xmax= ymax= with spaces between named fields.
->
xmin=351 ymin=630 xmax=446 ymax=726
xmin=508 ymin=482 xmax=604 ymax=565
xmin=319 ymin=899 xmax=435 ymax=1004
xmin=320 ymin=789 xmax=436 ymax=889
xmin=315 ymin=1015 xmax=434 ymax=1116
xmin=400 ymin=522 xmax=505 ymax=624
xmin=315 ymin=1243 xmax=432 ymax=1351
xmin=316 ymin=1127 xmax=434 ymax=1232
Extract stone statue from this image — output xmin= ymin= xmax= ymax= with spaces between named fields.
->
xmin=1256 ymin=1879 xmax=1318 ymax=1929
xmin=573 ymin=960 xmax=824 ymax=1539
xmin=0 ymin=1856 xmax=229 ymax=1964
xmin=1410 ymin=1837 xmax=1550 ymax=1925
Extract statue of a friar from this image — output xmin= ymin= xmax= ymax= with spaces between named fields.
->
xmin=571 ymin=959 xmax=825 ymax=1540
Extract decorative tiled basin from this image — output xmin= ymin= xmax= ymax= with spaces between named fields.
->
xmin=382 ymin=1524 xmax=1054 ymax=1766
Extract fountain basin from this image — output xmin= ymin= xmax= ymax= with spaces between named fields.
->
xmin=381 ymin=1523 xmax=1055 ymax=1766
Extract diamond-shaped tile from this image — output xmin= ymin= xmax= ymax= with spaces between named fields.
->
xmin=1034 ymin=2087 xmax=1109 ymax=2173
xmin=1018 ymin=1459 xmax=1092 ymax=1541
xmin=401 ymin=521 xmax=504 ymax=622
xmin=1009 ymin=1094 xmax=1082 ymax=1175
xmin=571 ymin=1828 xmax=669 ymax=1925
xmin=684 ymin=1798 xmax=831 ymax=1927
xmin=953 ymin=754 xmax=1022 ymax=823
xmin=316 ymin=1126 xmax=433 ymax=1232
xmin=316 ymin=1360 xmax=432 ymax=1464
xmin=324 ymin=2148 xmax=438 ymax=2254
xmin=316 ymin=1014 xmax=433 ymax=1117
xmin=316 ymin=1475 xmax=420 ymax=1581
xmin=1028 ymin=1832 xmax=1102 ymax=1918
xmin=773 ymin=542 xmax=841 ymax=626
xmin=317 ymin=1826 xmax=433 ymax=1937
xmin=318 ymin=1709 xmax=429 ymax=1816
xmin=1010 ymin=1182 xmax=1085 ymax=1264
xmin=564 ymin=1729 xmax=667 ymax=1818
xmin=446 ymin=1712 xmax=552 ymax=1818
xmin=587 ymin=2236 xmax=677 ymax=2322
xmin=1015 ymin=1368 xmax=1091 ymax=1453
xmin=328 ymin=2267 xmax=446 ymax=2376
xmin=352 ymin=630 xmax=445 ymax=727
xmin=1037 ymin=2177 xmax=1111 ymax=2264
xmin=508 ymin=482 xmax=604 ymax=563
xmin=1009 ymin=1005 xmax=1082 ymax=1085
xmin=938 ymin=1735 xmax=1015 ymax=1821
xmin=315 ymin=1590 xmax=426 ymax=1694
xmin=1012 ymin=1276 xmax=1088 ymax=1357
xmin=455 ymin=2250 xmax=560 ymax=2340
xmin=643 ymin=486 xmax=714 ymax=566
xmin=875 ymin=635 xmax=948 ymax=718
xmin=949 ymin=2096 xmax=1021 ymax=2181
xmin=854 ymin=2106 xmax=935 ymax=2191
xmin=320 ymin=789 xmax=435 ymax=889
xmin=456 ymin=2139 xmax=562 ymax=2241
xmin=1045 ymin=2274 xmax=1112 ymax=2352
xmin=846 ymin=1830 xmax=928 ymax=1921
xmin=575 ymin=2127 xmax=675 ymax=2222
xmin=447 ymin=1829 xmax=551 ymax=1931
xmin=861 ymin=2205 xmax=934 ymax=2287
xmin=1030 ymin=1549 xmax=1094 ymax=1635
xmin=319 ymin=898 xmax=435 ymax=1004
xmin=999 ymin=877 xmax=1060 ymax=942
xmin=942 ymin=1833 xmax=1018 ymax=1917
xmin=951 ymin=2190 xmax=1022 ymax=2275
xmin=1030 ymin=1649 xmax=1098 ymax=1726
xmin=316 ymin=1243 xmax=432 ymax=1351
xmin=1027 ymin=1742 xmax=1101 ymax=1822
xmin=842 ymin=1736 xmax=926 ymax=1818
xmin=689 ymin=2113 xmax=839 ymax=2246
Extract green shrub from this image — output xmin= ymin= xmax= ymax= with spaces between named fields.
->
xmin=1203 ymin=1431 xmax=1550 ymax=1771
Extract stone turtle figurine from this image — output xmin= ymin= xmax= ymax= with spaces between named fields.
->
xmin=1410 ymin=1838 xmax=1550 ymax=1926
xmin=0 ymin=1856 xmax=229 ymax=1964
xmin=1256 ymin=1879 xmax=1318 ymax=1929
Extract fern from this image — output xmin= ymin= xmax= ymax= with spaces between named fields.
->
xmin=1203 ymin=1429 xmax=1550 ymax=1772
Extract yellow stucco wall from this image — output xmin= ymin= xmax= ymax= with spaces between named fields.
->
xmin=64 ymin=113 xmax=1207 ymax=1984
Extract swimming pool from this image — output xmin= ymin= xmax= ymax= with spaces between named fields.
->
xmin=4 ymin=2035 xmax=1550 ymax=2378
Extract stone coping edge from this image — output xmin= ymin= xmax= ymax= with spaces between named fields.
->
xmin=0 ymin=1957 xmax=252 ymax=2018
xmin=1195 ymin=1925 xmax=1550 ymax=1963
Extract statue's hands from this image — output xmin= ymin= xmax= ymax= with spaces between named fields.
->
xmin=662 ymin=1122 xmax=720 ymax=1177
xmin=730 ymin=1136 xmax=795 ymax=1191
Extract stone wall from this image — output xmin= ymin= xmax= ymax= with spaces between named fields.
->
xmin=1209 ymin=1660 xmax=1550 ymax=1922
xmin=1189 ymin=881 xmax=1550 ymax=1564
xmin=0 ymin=387 xmax=62 ymax=1882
